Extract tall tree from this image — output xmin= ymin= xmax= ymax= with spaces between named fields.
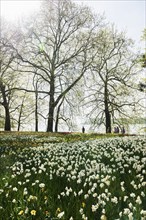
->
xmin=0 ymin=20 xmax=36 ymax=131
xmin=139 ymin=28 xmax=146 ymax=91
xmin=0 ymin=23 xmax=18 ymax=131
xmin=16 ymin=0 xmax=104 ymax=132
xmin=83 ymin=26 xmax=140 ymax=133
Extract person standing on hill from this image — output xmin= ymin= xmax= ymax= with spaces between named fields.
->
xmin=121 ymin=126 xmax=125 ymax=134
xmin=82 ymin=126 xmax=85 ymax=133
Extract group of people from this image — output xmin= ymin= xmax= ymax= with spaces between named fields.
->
xmin=82 ymin=126 xmax=126 ymax=134
xmin=114 ymin=126 xmax=125 ymax=134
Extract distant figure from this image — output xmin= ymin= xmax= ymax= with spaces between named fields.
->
xmin=114 ymin=126 xmax=119 ymax=133
xmin=121 ymin=126 xmax=125 ymax=134
xmin=114 ymin=127 xmax=117 ymax=133
xmin=82 ymin=126 xmax=85 ymax=133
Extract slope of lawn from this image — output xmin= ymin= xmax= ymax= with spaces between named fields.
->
xmin=0 ymin=132 xmax=145 ymax=220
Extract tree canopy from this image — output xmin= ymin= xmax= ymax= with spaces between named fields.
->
xmin=0 ymin=0 xmax=144 ymax=133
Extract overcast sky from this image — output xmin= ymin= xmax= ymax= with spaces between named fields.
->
xmin=78 ymin=0 xmax=145 ymax=49
xmin=1 ymin=0 xmax=145 ymax=49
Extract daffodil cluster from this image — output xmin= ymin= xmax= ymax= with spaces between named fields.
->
xmin=0 ymin=135 xmax=145 ymax=219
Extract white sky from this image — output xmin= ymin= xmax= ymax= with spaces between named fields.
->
xmin=1 ymin=0 xmax=41 ymax=22
xmin=1 ymin=0 xmax=145 ymax=49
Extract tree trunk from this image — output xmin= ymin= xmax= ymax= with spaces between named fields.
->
xmin=17 ymin=104 xmax=22 ymax=131
xmin=47 ymin=78 xmax=55 ymax=132
xmin=35 ymin=89 xmax=38 ymax=132
xmin=54 ymin=98 xmax=63 ymax=132
xmin=4 ymin=105 xmax=11 ymax=131
xmin=47 ymin=102 xmax=54 ymax=132
xmin=55 ymin=108 xmax=59 ymax=132
xmin=104 ymin=86 xmax=111 ymax=133
xmin=0 ymin=82 xmax=11 ymax=131
xmin=105 ymin=106 xmax=111 ymax=133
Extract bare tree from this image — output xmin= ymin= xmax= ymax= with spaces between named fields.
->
xmin=0 ymin=23 xmax=18 ymax=131
xmin=83 ymin=26 xmax=142 ymax=133
xmin=139 ymin=29 xmax=146 ymax=91
xmin=0 ymin=20 xmax=37 ymax=131
xmin=16 ymin=0 xmax=104 ymax=132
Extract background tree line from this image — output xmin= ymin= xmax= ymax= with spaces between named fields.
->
xmin=0 ymin=0 xmax=144 ymax=133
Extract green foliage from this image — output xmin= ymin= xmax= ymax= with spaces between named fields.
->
xmin=141 ymin=28 xmax=146 ymax=41
xmin=119 ymin=117 xmax=146 ymax=125
xmin=140 ymin=54 xmax=146 ymax=68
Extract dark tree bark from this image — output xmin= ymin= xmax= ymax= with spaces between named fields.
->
xmin=17 ymin=103 xmax=22 ymax=131
xmin=4 ymin=104 xmax=11 ymax=131
xmin=55 ymin=105 xmax=60 ymax=132
xmin=105 ymin=102 xmax=111 ymax=133
xmin=47 ymin=78 xmax=55 ymax=132
xmin=35 ymin=90 xmax=39 ymax=132
xmin=55 ymin=97 xmax=64 ymax=132
xmin=0 ymin=82 xmax=11 ymax=131
xmin=104 ymin=85 xmax=111 ymax=133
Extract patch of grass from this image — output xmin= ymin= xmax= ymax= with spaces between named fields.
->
xmin=0 ymin=131 xmax=112 ymax=147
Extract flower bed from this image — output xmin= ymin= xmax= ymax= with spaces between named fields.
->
xmin=0 ymin=135 xmax=146 ymax=219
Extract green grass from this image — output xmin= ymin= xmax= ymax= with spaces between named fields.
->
xmin=0 ymin=131 xmax=132 ymax=147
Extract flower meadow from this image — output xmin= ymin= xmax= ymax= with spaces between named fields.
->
xmin=0 ymin=134 xmax=146 ymax=220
